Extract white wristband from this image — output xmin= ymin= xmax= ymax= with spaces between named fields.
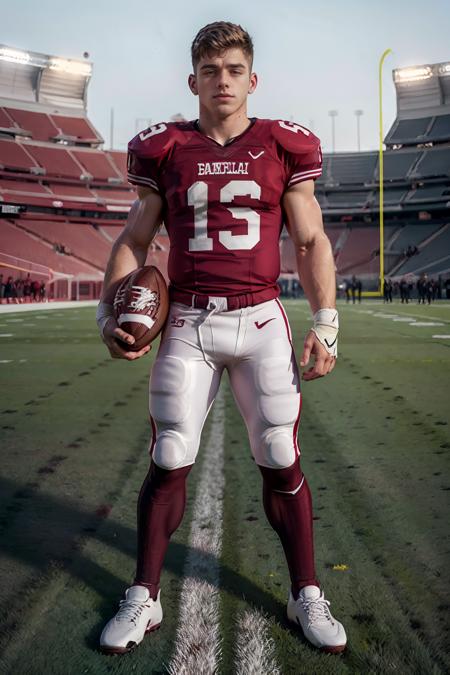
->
xmin=96 ymin=302 xmax=114 ymax=338
xmin=311 ymin=308 xmax=339 ymax=357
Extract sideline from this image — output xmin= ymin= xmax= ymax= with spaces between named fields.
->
xmin=0 ymin=301 xmax=97 ymax=314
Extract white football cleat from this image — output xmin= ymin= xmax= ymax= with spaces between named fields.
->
xmin=99 ymin=585 xmax=163 ymax=655
xmin=287 ymin=585 xmax=347 ymax=653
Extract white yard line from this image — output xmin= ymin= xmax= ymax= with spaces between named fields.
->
xmin=0 ymin=300 xmax=97 ymax=314
xmin=235 ymin=608 xmax=281 ymax=675
xmin=167 ymin=389 xmax=225 ymax=675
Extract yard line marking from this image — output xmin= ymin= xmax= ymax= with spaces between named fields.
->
xmin=167 ymin=388 xmax=225 ymax=675
xmin=0 ymin=360 xmax=12 ymax=364
xmin=0 ymin=333 xmax=13 ymax=337
xmin=432 ymin=334 xmax=450 ymax=339
xmin=409 ymin=322 xmax=445 ymax=327
xmin=235 ymin=608 xmax=281 ymax=675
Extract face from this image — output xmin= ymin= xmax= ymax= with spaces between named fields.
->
xmin=189 ymin=48 xmax=257 ymax=118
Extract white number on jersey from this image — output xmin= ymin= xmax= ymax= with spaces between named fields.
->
xmin=139 ymin=123 xmax=168 ymax=141
xmin=278 ymin=121 xmax=310 ymax=136
xmin=188 ymin=180 xmax=261 ymax=252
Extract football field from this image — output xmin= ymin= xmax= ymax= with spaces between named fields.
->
xmin=0 ymin=299 xmax=449 ymax=674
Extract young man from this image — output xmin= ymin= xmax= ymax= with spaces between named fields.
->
xmin=97 ymin=21 xmax=346 ymax=655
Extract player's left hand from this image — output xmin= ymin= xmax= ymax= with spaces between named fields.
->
xmin=300 ymin=330 xmax=336 ymax=381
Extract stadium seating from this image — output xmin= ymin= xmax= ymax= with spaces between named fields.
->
xmin=1 ymin=219 xmax=101 ymax=276
xmin=71 ymin=150 xmax=122 ymax=181
xmin=5 ymin=108 xmax=60 ymax=142
xmin=326 ymin=191 xmax=370 ymax=207
xmin=394 ymin=225 xmax=450 ymax=275
xmin=413 ymin=147 xmax=450 ymax=178
xmin=326 ymin=153 xmax=378 ymax=185
xmin=19 ymin=219 xmax=112 ymax=269
xmin=0 ymin=139 xmax=38 ymax=171
xmin=386 ymin=117 xmax=433 ymax=145
xmin=106 ymin=151 xmax=127 ymax=179
xmin=427 ymin=114 xmax=450 ymax=142
xmin=23 ymin=143 xmax=84 ymax=178
xmin=0 ymin=108 xmax=15 ymax=130
xmin=389 ymin=223 xmax=443 ymax=253
xmin=407 ymin=184 xmax=450 ymax=202
xmin=50 ymin=114 xmax=101 ymax=142
xmin=335 ymin=227 xmax=380 ymax=274
xmin=377 ymin=150 xmax=421 ymax=181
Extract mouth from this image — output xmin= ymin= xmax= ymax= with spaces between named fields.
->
xmin=213 ymin=94 xmax=234 ymax=100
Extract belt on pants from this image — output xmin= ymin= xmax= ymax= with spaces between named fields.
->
xmin=169 ymin=286 xmax=280 ymax=312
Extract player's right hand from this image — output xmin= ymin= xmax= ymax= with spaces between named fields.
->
xmin=102 ymin=317 xmax=151 ymax=361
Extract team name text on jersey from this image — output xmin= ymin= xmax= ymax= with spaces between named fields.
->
xmin=197 ymin=161 xmax=249 ymax=176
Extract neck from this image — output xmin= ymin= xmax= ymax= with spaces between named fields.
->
xmin=197 ymin=104 xmax=251 ymax=146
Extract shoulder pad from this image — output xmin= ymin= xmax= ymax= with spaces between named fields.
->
xmin=271 ymin=119 xmax=320 ymax=154
xmin=128 ymin=121 xmax=193 ymax=159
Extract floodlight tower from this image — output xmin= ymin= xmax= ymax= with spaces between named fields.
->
xmin=354 ymin=109 xmax=364 ymax=151
xmin=328 ymin=110 xmax=338 ymax=153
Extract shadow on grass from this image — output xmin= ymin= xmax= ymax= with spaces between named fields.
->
xmin=0 ymin=476 xmax=293 ymax=655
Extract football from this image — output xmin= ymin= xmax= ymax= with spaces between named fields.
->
xmin=113 ymin=266 xmax=169 ymax=351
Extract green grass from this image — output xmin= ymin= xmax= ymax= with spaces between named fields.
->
xmin=0 ymin=301 xmax=449 ymax=674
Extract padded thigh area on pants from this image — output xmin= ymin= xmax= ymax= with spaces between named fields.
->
xmin=255 ymin=355 xmax=300 ymax=426
xmin=150 ymin=355 xmax=190 ymax=424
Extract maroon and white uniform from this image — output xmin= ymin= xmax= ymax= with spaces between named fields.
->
xmin=126 ymin=119 xmax=322 ymax=470
xmin=128 ymin=118 xmax=322 ymax=301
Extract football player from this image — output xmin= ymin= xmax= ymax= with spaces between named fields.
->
xmin=96 ymin=21 xmax=346 ymax=655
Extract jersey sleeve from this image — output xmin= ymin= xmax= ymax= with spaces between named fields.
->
xmin=127 ymin=123 xmax=171 ymax=193
xmin=272 ymin=120 xmax=323 ymax=189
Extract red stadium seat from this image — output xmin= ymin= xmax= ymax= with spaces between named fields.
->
xmin=50 ymin=114 xmax=101 ymax=142
xmin=71 ymin=150 xmax=122 ymax=180
xmin=106 ymin=151 xmax=128 ymax=179
xmin=23 ymin=143 xmax=84 ymax=178
xmin=0 ymin=139 xmax=38 ymax=171
xmin=5 ymin=108 xmax=60 ymax=142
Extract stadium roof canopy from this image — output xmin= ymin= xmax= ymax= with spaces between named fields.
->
xmin=0 ymin=45 xmax=92 ymax=112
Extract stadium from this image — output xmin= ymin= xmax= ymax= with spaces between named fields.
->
xmin=1 ymin=28 xmax=449 ymax=675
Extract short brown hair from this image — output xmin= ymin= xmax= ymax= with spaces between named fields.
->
xmin=191 ymin=21 xmax=254 ymax=71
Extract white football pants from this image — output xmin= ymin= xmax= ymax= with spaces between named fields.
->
xmin=148 ymin=298 xmax=301 ymax=470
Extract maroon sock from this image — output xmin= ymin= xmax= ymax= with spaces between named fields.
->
xmin=133 ymin=461 xmax=193 ymax=600
xmin=258 ymin=460 xmax=319 ymax=599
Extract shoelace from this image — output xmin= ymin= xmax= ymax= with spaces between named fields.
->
xmin=300 ymin=592 xmax=333 ymax=626
xmin=117 ymin=598 xmax=148 ymax=624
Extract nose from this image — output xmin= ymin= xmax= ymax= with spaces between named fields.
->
xmin=216 ymin=68 xmax=230 ymax=90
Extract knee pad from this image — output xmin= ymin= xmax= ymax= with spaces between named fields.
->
xmin=152 ymin=429 xmax=188 ymax=470
xmin=258 ymin=426 xmax=297 ymax=468
xmin=258 ymin=459 xmax=304 ymax=493
xmin=255 ymin=356 xmax=300 ymax=427
xmin=150 ymin=355 xmax=190 ymax=424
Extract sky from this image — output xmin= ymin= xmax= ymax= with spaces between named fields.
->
xmin=2 ymin=0 xmax=450 ymax=153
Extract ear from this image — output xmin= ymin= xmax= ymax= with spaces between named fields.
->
xmin=188 ymin=73 xmax=198 ymax=96
xmin=248 ymin=72 xmax=258 ymax=95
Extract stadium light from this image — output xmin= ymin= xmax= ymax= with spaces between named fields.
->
xmin=394 ymin=66 xmax=432 ymax=83
xmin=354 ymin=110 xmax=364 ymax=152
xmin=49 ymin=58 xmax=92 ymax=77
xmin=0 ymin=47 xmax=31 ymax=65
xmin=328 ymin=110 xmax=338 ymax=153
xmin=438 ymin=63 xmax=450 ymax=76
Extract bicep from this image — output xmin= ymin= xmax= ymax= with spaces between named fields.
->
xmin=119 ymin=186 xmax=163 ymax=250
xmin=282 ymin=179 xmax=324 ymax=249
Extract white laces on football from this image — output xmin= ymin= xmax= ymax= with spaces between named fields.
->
xmin=300 ymin=592 xmax=333 ymax=626
xmin=117 ymin=599 xmax=146 ymax=623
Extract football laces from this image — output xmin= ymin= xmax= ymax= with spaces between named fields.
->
xmin=129 ymin=285 xmax=158 ymax=311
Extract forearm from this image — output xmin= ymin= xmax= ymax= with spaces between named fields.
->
xmin=100 ymin=236 xmax=148 ymax=304
xmin=295 ymin=232 xmax=336 ymax=314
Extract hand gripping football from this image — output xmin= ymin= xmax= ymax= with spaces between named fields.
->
xmin=113 ymin=266 xmax=169 ymax=351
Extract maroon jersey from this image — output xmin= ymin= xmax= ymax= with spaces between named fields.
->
xmin=127 ymin=119 xmax=322 ymax=297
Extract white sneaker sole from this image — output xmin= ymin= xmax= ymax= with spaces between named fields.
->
xmin=288 ymin=614 xmax=346 ymax=654
xmin=99 ymin=620 xmax=162 ymax=655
